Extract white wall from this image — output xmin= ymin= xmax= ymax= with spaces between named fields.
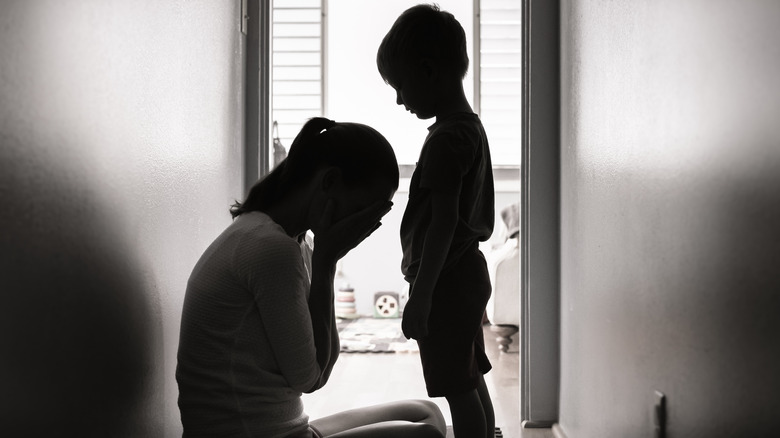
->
xmin=0 ymin=1 xmax=243 ymax=436
xmin=559 ymin=0 xmax=780 ymax=436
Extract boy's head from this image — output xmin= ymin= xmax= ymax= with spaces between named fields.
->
xmin=377 ymin=4 xmax=469 ymax=88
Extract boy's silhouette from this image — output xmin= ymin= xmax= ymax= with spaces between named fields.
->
xmin=378 ymin=4 xmax=497 ymax=438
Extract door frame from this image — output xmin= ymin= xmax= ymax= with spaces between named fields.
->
xmin=244 ymin=0 xmax=271 ymax=193
xmin=245 ymin=0 xmax=562 ymax=426
xmin=520 ymin=0 xmax=560 ymax=427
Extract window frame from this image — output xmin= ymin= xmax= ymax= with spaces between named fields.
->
xmin=244 ymin=0 xmax=271 ymax=192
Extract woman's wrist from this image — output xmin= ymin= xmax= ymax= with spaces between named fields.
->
xmin=312 ymin=249 xmax=339 ymax=271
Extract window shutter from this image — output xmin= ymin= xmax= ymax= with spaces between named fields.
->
xmin=479 ymin=0 xmax=522 ymax=166
xmin=272 ymin=0 xmax=324 ymax=151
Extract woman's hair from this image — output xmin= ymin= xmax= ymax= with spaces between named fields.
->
xmin=230 ymin=118 xmax=399 ymax=218
xmin=377 ymin=3 xmax=469 ymax=86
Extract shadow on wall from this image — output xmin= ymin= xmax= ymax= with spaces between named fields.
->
xmin=703 ymin=170 xmax=780 ymax=433
xmin=0 ymin=147 xmax=161 ymax=436
xmin=650 ymin=168 xmax=780 ymax=434
xmin=579 ymin=165 xmax=780 ymax=435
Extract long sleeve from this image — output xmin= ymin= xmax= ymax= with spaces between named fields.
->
xmin=177 ymin=212 xmax=316 ymax=438
xmin=235 ymin=231 xmax=320 ymax=393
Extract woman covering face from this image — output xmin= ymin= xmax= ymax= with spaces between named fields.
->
xmin=176 ymin=118 xmax=446 ymax=438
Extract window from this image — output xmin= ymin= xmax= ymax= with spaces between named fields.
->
xmin=271 ymin=0 xmax=521 ymax=168
xmin=478 ymin=0 xmax=522 ymax=166
xmin=271 ymin=0 xmax=324 ymax=156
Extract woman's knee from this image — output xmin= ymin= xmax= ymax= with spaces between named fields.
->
xmin=409 ymin=400 xmax=446 ymax=433
xmin=410 ymin=399 xmax=440 ymax=414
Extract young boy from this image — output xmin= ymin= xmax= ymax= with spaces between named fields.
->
xmin=377 ymin=5 xmax=496 ymax=438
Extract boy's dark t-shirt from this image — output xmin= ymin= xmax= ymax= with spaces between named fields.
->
xmin=401 ymin=112 xmax=494 ymax=282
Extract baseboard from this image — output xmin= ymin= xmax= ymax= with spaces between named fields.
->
xmin=445 ymin=426 xmax=505 ymax=438
xmin=552 ymin=423 xmax=567 ymax=438
xmin=521 ymin=420 xmax=555 ymax=428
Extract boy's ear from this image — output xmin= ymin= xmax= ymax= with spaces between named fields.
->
xmin=418 ymin=58 xmax=438 ymax=81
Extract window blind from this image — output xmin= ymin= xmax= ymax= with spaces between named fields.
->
xmin=272 ymin=0 xmax=324 ymax=153
xmin=479 ymin=0 xmax=522 ymax=166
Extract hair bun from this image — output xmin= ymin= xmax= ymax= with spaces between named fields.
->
xmin=309 ymin=117 xmax=337 ymax=134
xmin=286 ymin=117 xmax=336 ymax=164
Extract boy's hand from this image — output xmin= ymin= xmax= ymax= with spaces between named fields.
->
xmin=401 ymin=294 xmax=431 ymax=339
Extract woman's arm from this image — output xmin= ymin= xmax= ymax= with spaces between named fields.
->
xmin=305 ymin=252 xmax=338 ymax=392
xmin=306 ymin=200 xmax=393 ymax=391
xmin=243 ymin=232 xmax=321 ymax=394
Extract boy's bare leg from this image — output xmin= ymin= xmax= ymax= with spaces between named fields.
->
xmin=446 ymin=389 xmax=487 ymax=438
xmin=477 ymin=375 xmax=496 ymax=438
xmin=310 ymin=399 xmax=446 ymax=438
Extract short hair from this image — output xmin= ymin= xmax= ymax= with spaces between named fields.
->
xmin=377 ymin=4 xmax=469 ymax=85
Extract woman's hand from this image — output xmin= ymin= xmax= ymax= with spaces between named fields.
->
xmin=313 ymin=200 xmax=393 ymax=263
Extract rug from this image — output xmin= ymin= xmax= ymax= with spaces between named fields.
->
xmin=337 ymin=317 xmax=419 ymax=353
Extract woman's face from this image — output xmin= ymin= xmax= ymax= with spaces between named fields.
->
xmin=330 ymin=178 xmax=396 ymax=224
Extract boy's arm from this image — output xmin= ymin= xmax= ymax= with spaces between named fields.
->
xmin=402 ymin=191 xmax=459 ymax=339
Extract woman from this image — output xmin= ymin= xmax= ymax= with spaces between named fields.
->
xmin=176 ymin=118 xmax=446 ymax=438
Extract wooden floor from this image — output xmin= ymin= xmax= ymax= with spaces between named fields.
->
xmin=302 ymin=324 xmax=552 ymax=438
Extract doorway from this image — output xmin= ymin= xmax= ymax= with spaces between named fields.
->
xmin=243 ymin=0 xmax=562 ymax=430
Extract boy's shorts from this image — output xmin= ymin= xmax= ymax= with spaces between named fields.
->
xmin=414 ymin=245 xmax=493 ymax=398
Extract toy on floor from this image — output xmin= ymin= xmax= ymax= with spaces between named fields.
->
xmin=373 ymin=291 xmax=400 ymax=318
xmin=335 ymin=283 xmax=357 ymax=319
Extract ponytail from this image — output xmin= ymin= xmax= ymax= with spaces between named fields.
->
xmin=229 ymin=160 xmax=286 ymax=218
xmin=284 ymin=117 xmax=336 ymax=167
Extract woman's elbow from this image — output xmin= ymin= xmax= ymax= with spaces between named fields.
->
xmin=288 ymin=371 xmax=321 ymax=394
xmin=301 ymin=365 xmax=336 ymax=393
xmin=301 ymin=383 xmax=319 ymax=394
xmin=301 ymin=377 xmax=326 ymax=394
